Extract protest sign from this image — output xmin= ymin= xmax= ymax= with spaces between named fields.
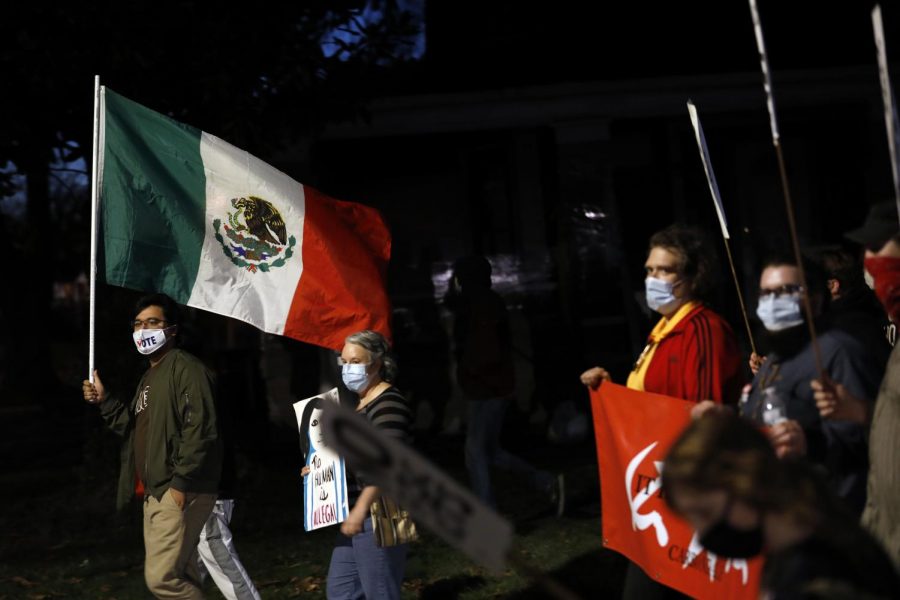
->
xmin=294 ymin=388 xmax=349 ymax=531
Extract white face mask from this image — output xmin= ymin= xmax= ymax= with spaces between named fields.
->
xmin=645 ymin=277 xmax=680 ymax=313
xmin=756 ymin=295 xmax=803 ymax=332
xmin=342 ymin=363 xmax=373 ymax=393
xmin=133 ymin=328 xmax=169 ymax=355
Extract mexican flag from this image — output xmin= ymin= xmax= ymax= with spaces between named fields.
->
xmin=98 ymin=88 xmax=391 ymax=350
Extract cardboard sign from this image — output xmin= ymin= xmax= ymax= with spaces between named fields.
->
xmin=294 ymin=388 xmax=349 ymax=531
xmin=591 ymin=382 xmax=763 ymax=599
xmin=320 ymin=400 xmax=513 ymax=573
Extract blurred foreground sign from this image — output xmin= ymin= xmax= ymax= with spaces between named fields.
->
xmin=321 ymin=401 xmax=513 ymax=572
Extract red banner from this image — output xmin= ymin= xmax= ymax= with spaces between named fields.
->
xmin=591 ymin=382 xmax=763 ymax=599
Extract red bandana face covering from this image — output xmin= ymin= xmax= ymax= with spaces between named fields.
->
xmin=864 ymin=255 xmax=900 ymax=322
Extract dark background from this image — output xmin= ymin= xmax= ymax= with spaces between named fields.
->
xmin=0 ymin=0 xmax=898 ymax=595
xmin=2 ymin=0 xmax=898 ymax=427
xmin=2 ymin=0 xmax=899 ymax=482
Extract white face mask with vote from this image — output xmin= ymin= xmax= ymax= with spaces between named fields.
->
xmin=133 ymin=328 xmax=172 ymax=355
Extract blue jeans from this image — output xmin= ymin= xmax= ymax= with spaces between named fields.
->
xmin=327 ymin=518 xmax=407 ymax=600
xmin=464 ymin=396 xmax=554 ymax=508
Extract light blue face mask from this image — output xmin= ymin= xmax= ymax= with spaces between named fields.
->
xmin=645 ymin=277 xmax=680 ymax=313
xmin=342 ymin=363 xmax=372 ymax=393
xmin=756 ymin=295 xmax=803 ymax=331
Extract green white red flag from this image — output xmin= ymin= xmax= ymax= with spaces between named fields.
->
xmin=98 ymin=88 xmax=391 ymax=350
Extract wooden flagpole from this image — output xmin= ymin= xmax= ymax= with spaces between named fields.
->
xmin=748 ymin=0 xmax=824 ymax=378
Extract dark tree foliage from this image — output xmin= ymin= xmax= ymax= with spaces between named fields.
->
xmin=0 ymin=0 xmax=420 ymax=397
xmin=0 ymin=0 xmax=420 ymax=183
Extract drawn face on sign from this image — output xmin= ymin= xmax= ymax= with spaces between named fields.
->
xmin=308 ymin=406 xmax=326 ymax=450
xmin=301 ymin=398 xmax=327 ymax=458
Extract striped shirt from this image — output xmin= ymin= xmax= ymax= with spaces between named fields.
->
xmin=347 ymin=387 xmax=412 ymax=506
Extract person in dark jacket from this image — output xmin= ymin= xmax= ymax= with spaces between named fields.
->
xmin=83 ymin=293 xmax=222 ymax=599
xmin=819 ymin=246 xmax=892 ymax=365
xmin=446 ymin=256 xmax=563 ymax=514
xmin=814 ymin=202 xmax=900 ymax=570
xmin=741 ymin=255 xmax=882 ymax=515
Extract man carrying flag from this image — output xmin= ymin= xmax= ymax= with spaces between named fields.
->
xmin=84 ymin=86 xmax=393 ymax=597
xmin=83 ymin=294 xmax=222 ymax=599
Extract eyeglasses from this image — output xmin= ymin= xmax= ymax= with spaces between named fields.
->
xmin=758 ymin=284 xmax=804 ymax=299
xmin=132 ymin=318 xmax=168 ymax=330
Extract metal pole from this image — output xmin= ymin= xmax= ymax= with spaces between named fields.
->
xmin=88 ymin=75 xmax=101 ymax=384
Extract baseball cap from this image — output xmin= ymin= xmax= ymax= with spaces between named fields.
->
xmin=845 ymin=202 xmax=900 ymax=251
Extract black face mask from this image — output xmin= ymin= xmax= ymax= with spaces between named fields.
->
xmin=699 ymin=500 xmax=764 ymax=559
xmin=764 ymin=323 xmax=808 ymax=359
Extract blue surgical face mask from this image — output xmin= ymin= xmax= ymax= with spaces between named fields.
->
xmin=645 ymin=277 xmax=680 ymax=313
xmin=342 ymin=363 xmax=372 ymax=393
xmin=756 ymin=294 xmax=803 ymax=331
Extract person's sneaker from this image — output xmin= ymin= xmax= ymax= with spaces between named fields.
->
xmin=549 ymin=473 xmax=566 ymax=517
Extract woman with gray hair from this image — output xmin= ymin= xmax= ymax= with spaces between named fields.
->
xmin=324 ymin=329 xmax=412 ymax=600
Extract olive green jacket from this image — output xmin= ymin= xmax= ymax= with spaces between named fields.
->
xmin=99 ymin=349 xmax=222 ymax=510
xmin=862 ymin=342 xmax=900 ymax=571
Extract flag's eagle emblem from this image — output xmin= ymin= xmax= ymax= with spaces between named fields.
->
xmin=231 ymin=196 xmax=287 ymax=246
xmin=212 ymin=196 xmax=296 ymax=273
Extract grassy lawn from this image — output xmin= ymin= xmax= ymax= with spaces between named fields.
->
xmin=0 ymin=411 xmax=626 ymax=599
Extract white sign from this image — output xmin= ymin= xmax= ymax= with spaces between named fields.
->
xmin=320 ymin=400 xmax=514 ymax=573
xmin=873 ymin=4 xmax=900 ymax=222
xmin=687 ymin=101 xmax=730 ymax=241
xmin=293 ymin=388 xmax=349 ymax=531
xmin=749 ymin=0 xmax=780 ymax=143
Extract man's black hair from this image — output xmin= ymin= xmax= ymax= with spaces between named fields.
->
xmin=452 ymin=255 xmax=492 ymax=290
xmin=819 ymin=247 xmax=865 ymax=292
xmin=759 ymin=252 xmax=830 ymax=313
xmin=134 ymin=293 xmax=182 ymax=327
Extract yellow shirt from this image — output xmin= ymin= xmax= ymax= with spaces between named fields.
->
xmin=626 ymin=301 xmax=699 ymax=391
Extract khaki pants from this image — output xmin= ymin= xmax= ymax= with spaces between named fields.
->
xmin=144 ymin=489 xmax=217 ymax=599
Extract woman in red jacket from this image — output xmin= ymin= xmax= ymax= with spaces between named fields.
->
xmin=580 ymin=223 xmax=743 ymax=599
xmin=581 ymin=223 xmax=742 ymax=402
